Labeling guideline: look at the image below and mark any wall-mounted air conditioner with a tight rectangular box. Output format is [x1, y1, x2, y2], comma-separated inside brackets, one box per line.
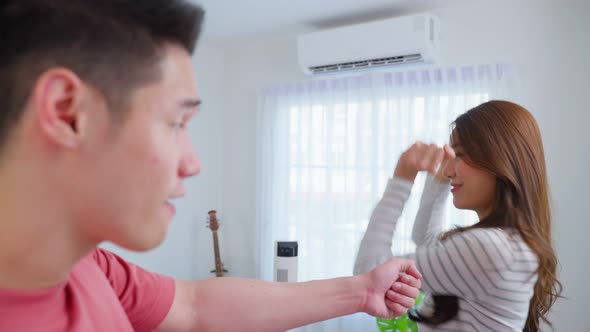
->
[297, 13, 440, 75]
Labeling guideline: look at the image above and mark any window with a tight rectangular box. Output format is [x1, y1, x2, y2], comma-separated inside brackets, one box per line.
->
[256, 65, 513, 332]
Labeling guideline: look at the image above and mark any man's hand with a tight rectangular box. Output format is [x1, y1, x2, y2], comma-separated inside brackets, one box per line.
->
[393, 142, 455, 182]
[360, 258, 422, 318]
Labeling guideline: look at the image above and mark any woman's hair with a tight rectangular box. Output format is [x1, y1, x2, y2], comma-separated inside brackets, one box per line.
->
[409, 100, 562, 331]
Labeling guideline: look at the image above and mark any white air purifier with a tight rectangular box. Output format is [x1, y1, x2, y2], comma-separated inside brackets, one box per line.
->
[273, 241, 298, 283]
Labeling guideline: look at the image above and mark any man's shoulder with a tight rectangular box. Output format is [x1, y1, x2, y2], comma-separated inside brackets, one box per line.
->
[70, 248, 116, 286]
[0, 249, 134, 332]
[75, 247, 108, 270]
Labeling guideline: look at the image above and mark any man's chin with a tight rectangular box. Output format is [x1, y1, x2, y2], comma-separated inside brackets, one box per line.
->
[115, 227, 169, 252]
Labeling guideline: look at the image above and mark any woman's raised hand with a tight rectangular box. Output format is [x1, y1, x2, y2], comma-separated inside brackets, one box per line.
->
[393, 142, 455, 182]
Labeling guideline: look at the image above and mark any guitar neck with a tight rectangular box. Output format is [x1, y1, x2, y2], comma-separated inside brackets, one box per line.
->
[211, 230, 224, 277]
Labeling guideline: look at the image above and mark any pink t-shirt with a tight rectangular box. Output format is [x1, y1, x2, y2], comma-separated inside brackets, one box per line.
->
[0, 248, 176, 332]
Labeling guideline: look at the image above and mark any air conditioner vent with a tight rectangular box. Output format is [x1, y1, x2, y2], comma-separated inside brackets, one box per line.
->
[309, 54, 423, 74]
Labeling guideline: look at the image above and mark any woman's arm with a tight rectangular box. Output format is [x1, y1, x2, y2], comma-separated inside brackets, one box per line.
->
[411, 174, 450, 246]
[355, 142, 452, 275]
[353, 176, 414, 275]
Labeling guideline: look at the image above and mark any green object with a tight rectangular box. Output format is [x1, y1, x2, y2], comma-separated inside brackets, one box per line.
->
[376, 292, 424, 332]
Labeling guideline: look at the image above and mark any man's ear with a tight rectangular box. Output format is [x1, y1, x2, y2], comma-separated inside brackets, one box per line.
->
[32, 68, 89, 149]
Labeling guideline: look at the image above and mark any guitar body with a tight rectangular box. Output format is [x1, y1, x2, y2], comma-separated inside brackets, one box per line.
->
[207, 210, 227, 277]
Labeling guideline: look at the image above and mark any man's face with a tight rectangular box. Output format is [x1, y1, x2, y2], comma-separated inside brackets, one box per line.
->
[72, 45, 201, 251]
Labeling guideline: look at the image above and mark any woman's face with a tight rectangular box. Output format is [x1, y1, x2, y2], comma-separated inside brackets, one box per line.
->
[443, 139, 497, 219]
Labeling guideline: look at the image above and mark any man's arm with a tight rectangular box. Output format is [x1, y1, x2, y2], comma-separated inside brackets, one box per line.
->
[155, 258, 421, 332]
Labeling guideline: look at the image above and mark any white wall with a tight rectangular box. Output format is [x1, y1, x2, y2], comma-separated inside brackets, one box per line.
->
[219, 1, 590, 330]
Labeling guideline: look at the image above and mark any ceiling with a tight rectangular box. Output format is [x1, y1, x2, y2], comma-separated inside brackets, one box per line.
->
[191, 0, 462, 44]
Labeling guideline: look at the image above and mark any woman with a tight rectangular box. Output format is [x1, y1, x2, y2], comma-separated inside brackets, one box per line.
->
[354, 100, 561, 331]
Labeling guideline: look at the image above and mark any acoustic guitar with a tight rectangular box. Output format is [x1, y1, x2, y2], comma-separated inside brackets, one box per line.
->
[207, 210, 227, 277]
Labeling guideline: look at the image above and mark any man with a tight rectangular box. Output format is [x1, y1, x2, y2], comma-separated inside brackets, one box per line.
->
[0, 1, 422, 331]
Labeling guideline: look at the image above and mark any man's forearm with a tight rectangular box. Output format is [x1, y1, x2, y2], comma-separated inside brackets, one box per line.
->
[189, 276, 367, 332]
[158, 259, 420, 332]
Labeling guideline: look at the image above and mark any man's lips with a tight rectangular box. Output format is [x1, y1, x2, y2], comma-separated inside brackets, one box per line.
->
[164, 201, 176, 215]
[165, 194, 184, 215]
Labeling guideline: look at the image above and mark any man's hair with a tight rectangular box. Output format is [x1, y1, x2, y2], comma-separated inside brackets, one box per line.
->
[0, 0, 205, 148]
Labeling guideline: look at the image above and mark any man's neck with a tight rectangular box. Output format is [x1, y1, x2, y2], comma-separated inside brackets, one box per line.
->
[0, 170, 95, 290]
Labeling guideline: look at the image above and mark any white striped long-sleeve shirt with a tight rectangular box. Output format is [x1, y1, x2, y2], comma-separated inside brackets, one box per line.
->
[354, 175, 539, 331]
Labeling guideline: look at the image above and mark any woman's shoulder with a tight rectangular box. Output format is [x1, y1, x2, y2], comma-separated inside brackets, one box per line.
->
[449, 227, 538, 269]
[448, 227, 510, 246]
[452, 227, 523, 244]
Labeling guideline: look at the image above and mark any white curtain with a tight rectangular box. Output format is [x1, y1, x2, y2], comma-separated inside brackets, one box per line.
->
[255, 64, 515, 332]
